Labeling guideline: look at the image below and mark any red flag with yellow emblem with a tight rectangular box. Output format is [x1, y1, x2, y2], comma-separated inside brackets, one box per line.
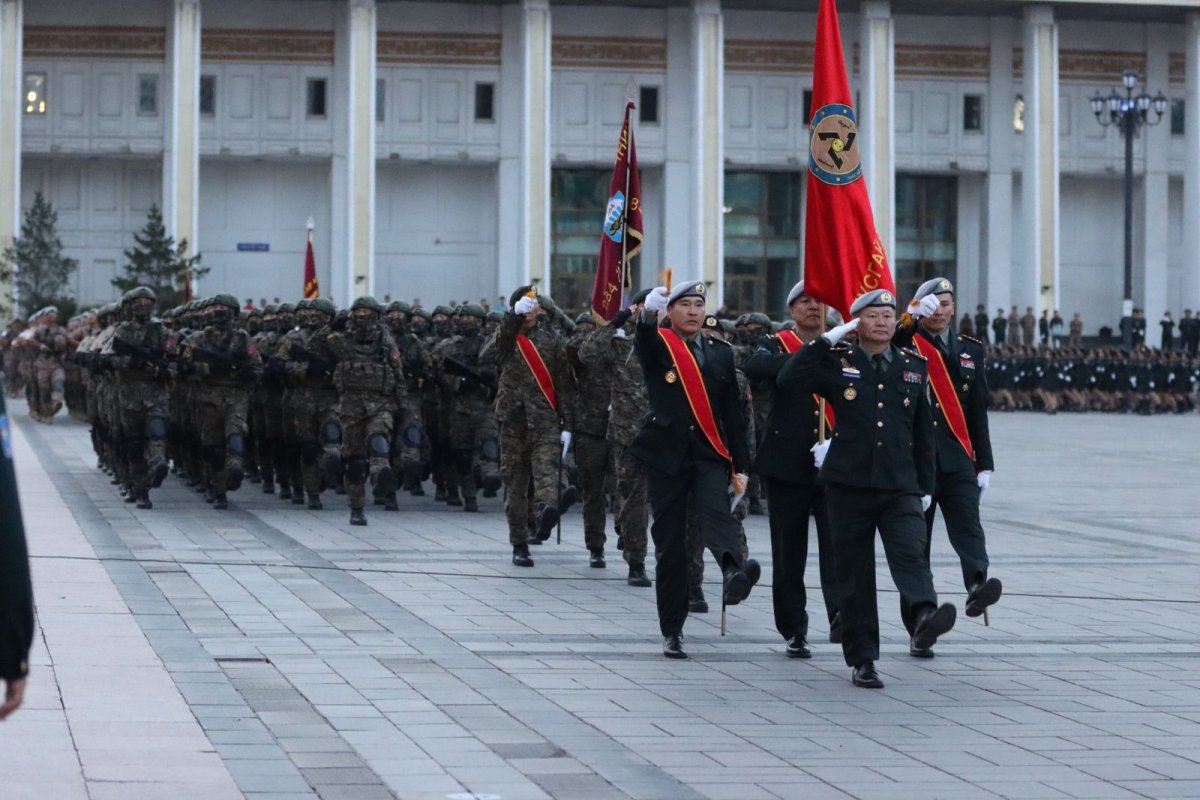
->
[590, 102, 643, 321]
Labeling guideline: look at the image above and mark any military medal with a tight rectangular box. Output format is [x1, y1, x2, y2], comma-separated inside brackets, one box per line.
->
[665, 369, 677, 384]
[843, 387, 856, 400]
[903, 397, 911, 407]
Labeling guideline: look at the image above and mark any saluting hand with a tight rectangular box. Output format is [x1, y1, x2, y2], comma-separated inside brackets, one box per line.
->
[644, 287, 669, 315]
[823, 318, 860, 346]
[909, 295, 941, 319]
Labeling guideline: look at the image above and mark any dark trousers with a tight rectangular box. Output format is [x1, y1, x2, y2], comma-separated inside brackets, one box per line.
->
[646, 458, 743, 637]
[900, 467, 989, 631]
[826, 484, 938, 668]
[763, 477, 839, 642]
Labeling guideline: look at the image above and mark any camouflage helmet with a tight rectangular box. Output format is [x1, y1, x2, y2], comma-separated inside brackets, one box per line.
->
[432, 304, 454, 319]
[310, 298, 336, 317]
[248, 306, 263, 318]
[386, 300, 411, 315]
[411, 307, 431, 322]
[575, 311, 596, 325]
[211, 293, 240, 312]
[121, 286, 157, 306]
[486, 310, 504, 323]
[263, 304, 279, 315]
[455, 303, 487, 320]
[294, 298, 313, 311]
[719, 319, 737, 336]
[351, 295, 384, 314]
[276, 302, 296, 315]
[745, 312, 772, 328]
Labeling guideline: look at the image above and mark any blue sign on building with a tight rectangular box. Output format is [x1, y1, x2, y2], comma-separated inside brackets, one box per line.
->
[237, 243, 270, 252]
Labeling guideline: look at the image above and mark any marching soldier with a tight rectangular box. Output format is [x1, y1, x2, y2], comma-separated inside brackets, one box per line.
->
[631, 281, 760, 659]
[385, 300, 432, 497]
[896, 278, 1003, 656]
[743, 280, 841, 658]
[785, 289, 955, 688]
[567, 312, 610, 566]
[24, 307, 69, 423]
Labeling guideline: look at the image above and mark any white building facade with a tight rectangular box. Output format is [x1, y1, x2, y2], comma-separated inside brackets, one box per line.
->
[2, 0, 1199, 333]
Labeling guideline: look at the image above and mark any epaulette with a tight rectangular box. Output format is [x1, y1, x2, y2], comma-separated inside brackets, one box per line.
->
[708, 337, 732, 347]
[901, 347, 927, 361]
[958, 334, 985, 346]
[830, 343, 852, 354]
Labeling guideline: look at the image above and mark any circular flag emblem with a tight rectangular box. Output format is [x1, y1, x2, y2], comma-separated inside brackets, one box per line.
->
[808, 104, 862, 185]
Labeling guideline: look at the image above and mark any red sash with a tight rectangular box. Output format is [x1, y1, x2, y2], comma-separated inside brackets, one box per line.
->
[516, 334, 557, 412]
[657, 329, 732, 467]
[777, 331, 836, 431]
[912, 335, 974, 462]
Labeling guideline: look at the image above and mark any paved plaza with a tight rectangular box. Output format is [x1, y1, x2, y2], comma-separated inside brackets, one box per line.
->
[3, 401, 1200, 800]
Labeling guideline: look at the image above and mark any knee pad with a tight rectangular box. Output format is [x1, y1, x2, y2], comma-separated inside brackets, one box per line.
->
[345, 457, 368, 483]
[146, 416, 169, 440]
[321, 420, 342, 446]
[403, 423, 427, 448]
[226, 433, 247, 455]
[51, 379, 65, 393]
[368, 433, 389, 457]
[301, 442, 323, 466]
[480, 437, 500, 463]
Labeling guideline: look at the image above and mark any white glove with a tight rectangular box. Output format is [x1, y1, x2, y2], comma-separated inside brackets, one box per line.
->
[613, 328, 626, 339]
[729, 472, 748, 512]
[921, 494, 932, 513]
[513, 296, 537, 315]
[977, 470, 992, 502]
[560, 430, 572, 459]
[909, 294, 941, 319]
[822, 317, 860, 345]
[644, 286, 669, 314]
[810, 439, 831, 468]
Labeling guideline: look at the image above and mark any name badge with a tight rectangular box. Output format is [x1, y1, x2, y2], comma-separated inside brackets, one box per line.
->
[841, 368, 860, 379]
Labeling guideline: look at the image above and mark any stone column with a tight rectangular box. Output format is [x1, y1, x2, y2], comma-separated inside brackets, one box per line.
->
[497, 0, 550, 299]
[662, 7, 693, 288]
[860, 0, 894, 260]
[692, 0, 722, 305]
[1021, 5, 1059, 312]
[0, 0, 20, 315]
[1183, 13, 1200, 312]
[164, 0, 201, 295]
[1139, 25, 1169, 321]
[331, 0, 376, 303]
[984, 16, 1015, 316]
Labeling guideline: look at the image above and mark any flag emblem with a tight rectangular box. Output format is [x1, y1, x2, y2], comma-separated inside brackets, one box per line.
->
[604, 191, 627, 243]
[809, 104, 862, 185]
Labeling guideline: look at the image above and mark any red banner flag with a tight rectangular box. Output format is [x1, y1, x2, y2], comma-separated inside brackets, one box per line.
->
[590, 102, 643, 321]
[802, 0, 894, 320]
[303, 228, 319, 299]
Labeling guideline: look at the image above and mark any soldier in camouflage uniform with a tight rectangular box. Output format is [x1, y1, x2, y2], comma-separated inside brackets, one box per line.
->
[24, 307, 69, 422]
[179, 295, 261, 508]
[484, 286, 575, 567]
[0, 318, 28, 398]
[104, 287, 172, 508]
[429, 304, 499, 513]
[275, 298, 341, 510]
[326, 296, 404, 526]
[385, 300, 432, 498]
[576, 291, 653, 587]
[567, 311, 611, 567]
[737, 312, 773, 515]
[244, 308, 267, 484]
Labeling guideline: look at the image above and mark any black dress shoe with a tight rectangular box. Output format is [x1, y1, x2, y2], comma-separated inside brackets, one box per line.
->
[909, 638, 935, 659]
[722, 559, 760, 606]
[512, 544, 534, 567]
[785, 636, 812, 659]
[688, 586, 708, 613]
[627, 563, 651, 587]
[589, 548, 606, 568]
[852, 661, 884, 688]
[966, 577, 1003, 618]
[912, 602, 957, 651]
[829, 612, 843, 644]
[536, 506, 559, 541]
[662, 633, 687, 659]
[745, 559, 761, 587]
[349, 508, 367, 526]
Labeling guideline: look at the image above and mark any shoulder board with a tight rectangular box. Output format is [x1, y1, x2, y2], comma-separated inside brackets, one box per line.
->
[709, 337, 731, 347]
[957, 334, 985, 346]
[901, 347, 927, 361]
[830, 343, 852, 354]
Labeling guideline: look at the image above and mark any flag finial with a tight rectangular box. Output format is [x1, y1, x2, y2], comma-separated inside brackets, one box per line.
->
[306, 216, 315, 232]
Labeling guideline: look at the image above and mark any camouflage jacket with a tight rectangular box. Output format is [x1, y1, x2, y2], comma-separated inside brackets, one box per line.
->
[577, 319, 645, 447]
[326, 324, 405, 401]
[567, 328, 611, 439]
[180, 326, 261, 388]
[483, 313, 574, 428]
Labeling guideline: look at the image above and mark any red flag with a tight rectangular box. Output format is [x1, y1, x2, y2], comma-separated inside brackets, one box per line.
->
[303, 228, 319, 299]
[803, 0, 894, 320]
[590, 102, 643, 321]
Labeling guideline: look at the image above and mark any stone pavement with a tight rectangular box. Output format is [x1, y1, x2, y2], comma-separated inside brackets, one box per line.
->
[3, 399, 1200, 800]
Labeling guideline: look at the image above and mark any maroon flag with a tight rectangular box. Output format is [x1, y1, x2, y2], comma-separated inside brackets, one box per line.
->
[303, 224, 319, 299]
[803, 0, 894, 319]
[590, 102, 643, 321]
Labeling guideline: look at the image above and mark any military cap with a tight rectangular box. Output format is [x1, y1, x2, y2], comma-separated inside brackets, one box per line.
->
[629, 288, 652, 306]
[351, 296, 384, 314]
[386, 300, 411, 315]
[456, 303, 487, 320]
[786, 280, 806, 307]
[277, 302, 296, 314]
[745, 312, 771, 328]
[508, 285, 535, 309]
[849, 288, 897, 315]
[121, 286, 157, 305]
[701, 314, 721, 331]
[432, 304, 454, 318]
[914, 276, 954, 301]
[310, 298, 335, 316]
[667, 279, 706, 306]
[211, 293, 240, 311]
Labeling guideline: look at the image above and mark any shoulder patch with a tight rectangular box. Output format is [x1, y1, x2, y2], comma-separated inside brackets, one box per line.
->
[902, 347, 927, 362]
[958, 334, 985, 347]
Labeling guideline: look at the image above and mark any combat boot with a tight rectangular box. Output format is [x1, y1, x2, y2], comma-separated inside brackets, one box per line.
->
[213, 493, 228, 510]
[148, 458, 169, 489]
[512, 544, 534, 567]
[688, 586, 708, 613]
[262, 478, 275, 494]
[463, 496, 478, 513]
[384, 492, 399, 512]
[279, 484, 293, 501]
[349, 507, 367, 526]
[627, 563, 651, 587]
[135, 491, 153, 510]
[589, 548, 606, 568]
[306, 493, 323, 510]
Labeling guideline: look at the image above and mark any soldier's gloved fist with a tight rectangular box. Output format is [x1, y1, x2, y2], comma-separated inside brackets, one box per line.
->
[810, 440, 830, 468]
[613, 328, 626, 339]
[513, 296, 538, 315]
[909, 295, 941, 319]
[611, 308, 632, 328]
[644, 287, 669, 314]
[976, 470, 992, 501]
[823, 318, 860, 345]
[560, 430, 572, 459]
[921, 494, 933, 512]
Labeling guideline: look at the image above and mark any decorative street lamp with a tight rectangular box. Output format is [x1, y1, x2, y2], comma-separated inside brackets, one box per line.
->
[1091, 69, 1168, 349]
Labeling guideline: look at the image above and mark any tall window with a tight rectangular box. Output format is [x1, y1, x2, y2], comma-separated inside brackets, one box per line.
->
[551, 168, 617, 314]
[894, 175, 957, 304]
[723, 171, 801, 317]
[24, 73, 46, 115]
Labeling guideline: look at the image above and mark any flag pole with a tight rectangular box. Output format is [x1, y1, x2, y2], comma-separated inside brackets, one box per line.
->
[619, 158, 631, 307]
[818, 304, 828, 445]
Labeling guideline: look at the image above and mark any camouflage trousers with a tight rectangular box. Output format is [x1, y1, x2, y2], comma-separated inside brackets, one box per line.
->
[286, 387, 340, 499]
[574, 432, 609, 551]
[685, 493, 750, 589]
[391, 394, 430, 488]
[337, 394, 393, 510]
[3, 350, 24, 397]
[498, 403, 559, 546]
[611, 442, 648, 564]
[115, 381, 170, 494]
[28, 356, 65, 421]
[194, 386, 249, 496]
[443, 393, 499, 501]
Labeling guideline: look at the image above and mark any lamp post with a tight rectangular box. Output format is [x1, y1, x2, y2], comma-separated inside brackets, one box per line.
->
[1091, 70, 1168, 349]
